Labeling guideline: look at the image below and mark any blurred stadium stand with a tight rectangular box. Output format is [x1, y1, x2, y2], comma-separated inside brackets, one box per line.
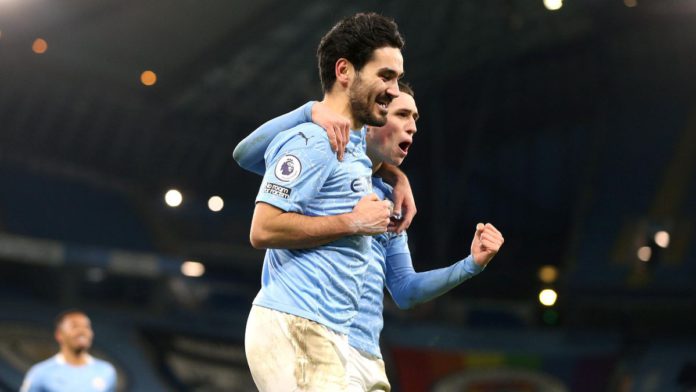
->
[1, 0, 696, 390]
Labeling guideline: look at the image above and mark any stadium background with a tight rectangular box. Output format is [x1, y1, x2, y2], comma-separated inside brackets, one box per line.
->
[0, 0, 695, 390]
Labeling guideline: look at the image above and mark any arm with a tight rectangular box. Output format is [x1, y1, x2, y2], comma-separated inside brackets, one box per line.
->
[250, 195, 391, 249]
[233, 102, 351, 174]
[250, 129, 390, 249]
[20, 369, 39, 392]
[376, 164, 416, 233]
[233, 102, 314, 175]
[107, 364, 118, 392]
[385, 223, 504, 309]
[386, 253, 483, 309]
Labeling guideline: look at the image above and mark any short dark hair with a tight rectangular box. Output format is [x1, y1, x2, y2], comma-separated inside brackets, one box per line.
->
[317, 13, 405, 92]
[398, 81, 414, 97]
[54, 309, 87, 330]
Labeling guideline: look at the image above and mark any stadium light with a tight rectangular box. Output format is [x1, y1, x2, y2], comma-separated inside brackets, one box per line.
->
[32, 38, 47, 54]
[543, 0, 563, 11]
[538, 265, 558, 284]
[165, 189, 183, 207]
[181, 261, 205, 277]
[141, 70, 157, 86]
[208, 196, 224, 212]
[624, 0, 637, 7]
[637, 246, 652, 262]
[654, 230, 670, 248]
[539, 289, 558, 306]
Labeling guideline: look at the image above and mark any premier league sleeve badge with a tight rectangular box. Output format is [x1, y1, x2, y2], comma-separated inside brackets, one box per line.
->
[274, 154, 302, 182]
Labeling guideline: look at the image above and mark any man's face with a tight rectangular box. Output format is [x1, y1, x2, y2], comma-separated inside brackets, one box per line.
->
[348, 47, 404, 127]
[55, 313, 93, 353]
[366, 92, 419, 167]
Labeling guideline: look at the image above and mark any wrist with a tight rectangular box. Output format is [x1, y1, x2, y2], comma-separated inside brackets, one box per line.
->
[340, 213, 360, 235]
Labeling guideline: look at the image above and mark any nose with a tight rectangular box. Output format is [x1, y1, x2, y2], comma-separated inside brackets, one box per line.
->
[386, 79, 400, 99]
[407, 118, 417, 135]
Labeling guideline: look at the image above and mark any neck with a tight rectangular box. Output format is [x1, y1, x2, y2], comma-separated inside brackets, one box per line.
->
[367, 147, 383, 174]
[322, 89, 363, 130]
[60, 347, 89, 366]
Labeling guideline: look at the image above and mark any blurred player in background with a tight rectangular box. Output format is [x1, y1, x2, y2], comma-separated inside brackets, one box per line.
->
[20, 310, 116, 392]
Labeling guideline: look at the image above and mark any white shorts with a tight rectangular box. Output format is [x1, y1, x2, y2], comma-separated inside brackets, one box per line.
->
[346, 345, 391, 392]
[245, 305, 350, 391]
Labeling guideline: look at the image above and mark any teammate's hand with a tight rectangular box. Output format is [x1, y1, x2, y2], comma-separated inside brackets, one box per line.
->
[311, 101, 350, 161]
[388, 173, 416, 234]
[349, 193, 391, 235]
[471, 223, 504, 267]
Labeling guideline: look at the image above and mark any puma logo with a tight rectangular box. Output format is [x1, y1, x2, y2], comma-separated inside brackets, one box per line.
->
[298, 132, 313, 145]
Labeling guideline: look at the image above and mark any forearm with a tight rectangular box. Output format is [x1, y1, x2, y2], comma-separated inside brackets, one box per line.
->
[387, 254, 483, 309]
[250, 203, 357, 249]
[233, 102, 314, 175]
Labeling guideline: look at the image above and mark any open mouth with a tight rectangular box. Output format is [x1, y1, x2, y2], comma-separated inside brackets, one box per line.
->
[398, 141, 411, 154]
[375, 95, 391, 114]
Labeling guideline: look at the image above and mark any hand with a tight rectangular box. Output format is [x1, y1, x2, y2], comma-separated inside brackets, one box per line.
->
[311, 101, 351, 161]
[470, 223, 504, 267]
[349, 193, 391, 235]
[387, 172, 416, 234]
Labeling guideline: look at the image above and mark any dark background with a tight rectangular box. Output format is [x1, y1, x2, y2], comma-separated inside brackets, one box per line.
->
[1, 0, 695, 391]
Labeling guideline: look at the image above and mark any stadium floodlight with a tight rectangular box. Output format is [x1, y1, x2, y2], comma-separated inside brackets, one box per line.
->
[637, 246, 652, 262]
[181, 261, 205, 277]
[539, 289, 558, 306]
[654, 230, 670, 248]
[165, 189, 183, 207]
[208, 196, 224, 212]
[543, 0, 562, 11]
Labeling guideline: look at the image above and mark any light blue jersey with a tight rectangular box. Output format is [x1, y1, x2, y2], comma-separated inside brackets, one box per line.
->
[234, 103, 486, 352]
[253, 122, 373, 334]
[21, 354, 116, 392]
[348, 178, 484, 358]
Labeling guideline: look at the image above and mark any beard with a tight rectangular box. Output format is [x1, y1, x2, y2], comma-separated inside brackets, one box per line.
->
[348, 74, 388, 127]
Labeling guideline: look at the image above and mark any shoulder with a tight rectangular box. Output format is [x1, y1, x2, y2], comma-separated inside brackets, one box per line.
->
[28, 356, 58, 373]
[271, 123, 329, 148]
[93, 358, 116, 372]
[23, 357, 57, 386]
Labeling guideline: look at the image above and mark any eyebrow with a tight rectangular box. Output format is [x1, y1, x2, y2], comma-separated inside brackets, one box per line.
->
[396, 108, 419, 121]
[378, 68, 404, 79]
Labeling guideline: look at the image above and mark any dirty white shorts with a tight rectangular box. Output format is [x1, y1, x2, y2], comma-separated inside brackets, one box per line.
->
[245, 305, 350, 391]
[346, 345, 391, 392]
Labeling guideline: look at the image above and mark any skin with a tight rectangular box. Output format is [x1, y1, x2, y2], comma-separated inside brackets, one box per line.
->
[54, 312, 94, 366]
[365, 92, 504, 265]
[250, 46, 404, 249]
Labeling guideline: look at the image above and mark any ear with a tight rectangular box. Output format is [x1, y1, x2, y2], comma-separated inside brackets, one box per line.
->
[335, 58, 353, 88]
[54, 329, 62, 344]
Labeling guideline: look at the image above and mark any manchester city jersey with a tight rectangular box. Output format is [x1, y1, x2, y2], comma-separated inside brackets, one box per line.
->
[253, 123, 373, 334]
[348, 177, 409, 357]
[21, 354, 116, 392]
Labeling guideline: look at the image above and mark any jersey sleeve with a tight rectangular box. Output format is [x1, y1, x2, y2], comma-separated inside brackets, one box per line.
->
[233, 101, 315, 175]
[19, 367, 40, 392]
[255, 127, 336, 213]
[106, 363, 117, 392]
[385, 246, 484, 309]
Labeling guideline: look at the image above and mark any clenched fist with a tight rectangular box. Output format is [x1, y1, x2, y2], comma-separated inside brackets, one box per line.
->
[349, 193, 392, 235]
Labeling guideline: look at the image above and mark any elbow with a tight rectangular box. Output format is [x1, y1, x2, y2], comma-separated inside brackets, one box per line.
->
[232, 145, 245, 166]
[393, 296, 416, 310]
[249, 227, 271, 249]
